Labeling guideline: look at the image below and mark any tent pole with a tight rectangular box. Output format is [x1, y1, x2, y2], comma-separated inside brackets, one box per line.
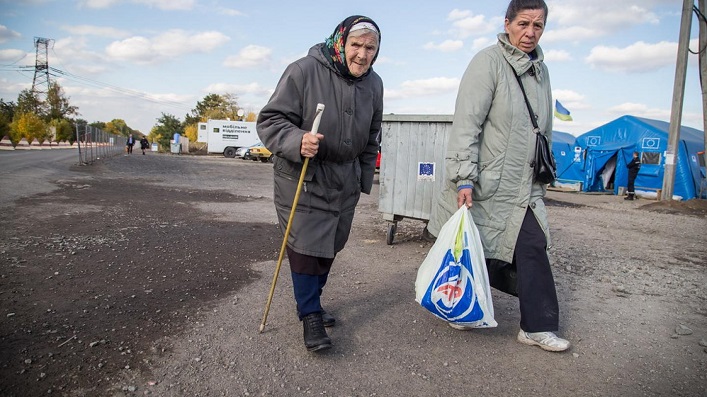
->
[662, 0, 693, 201]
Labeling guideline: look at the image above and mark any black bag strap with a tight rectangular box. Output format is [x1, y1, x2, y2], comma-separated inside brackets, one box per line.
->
[513, 73, 541, 135]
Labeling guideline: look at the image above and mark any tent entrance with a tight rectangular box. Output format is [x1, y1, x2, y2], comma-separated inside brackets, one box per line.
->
[600, 155, 617, 191]
[583, 144, 634, 193]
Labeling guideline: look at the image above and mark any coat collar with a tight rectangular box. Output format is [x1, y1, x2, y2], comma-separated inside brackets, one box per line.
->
[497, 33, 545, 81]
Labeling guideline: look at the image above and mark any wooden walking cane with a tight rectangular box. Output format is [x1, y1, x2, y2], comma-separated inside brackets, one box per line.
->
[259, 103, 325, 333]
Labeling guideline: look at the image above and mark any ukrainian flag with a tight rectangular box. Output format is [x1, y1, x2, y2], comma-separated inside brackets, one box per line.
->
[554, 100, 573, 121]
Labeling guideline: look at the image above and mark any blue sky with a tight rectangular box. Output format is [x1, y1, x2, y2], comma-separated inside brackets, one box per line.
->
[0, 0, 703, 137]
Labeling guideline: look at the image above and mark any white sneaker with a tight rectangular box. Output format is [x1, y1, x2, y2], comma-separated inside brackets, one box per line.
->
[517, 330, 570, 352]
[447, 322, 474, 331]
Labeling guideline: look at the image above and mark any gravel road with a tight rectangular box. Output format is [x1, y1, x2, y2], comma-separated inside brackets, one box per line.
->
[0, 150, 705, 397]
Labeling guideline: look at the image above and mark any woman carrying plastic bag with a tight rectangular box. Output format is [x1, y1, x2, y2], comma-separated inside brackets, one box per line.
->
[415, 207, 497, 328]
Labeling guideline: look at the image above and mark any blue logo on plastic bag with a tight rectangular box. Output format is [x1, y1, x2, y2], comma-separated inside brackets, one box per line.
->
[420, 246, 485, 323]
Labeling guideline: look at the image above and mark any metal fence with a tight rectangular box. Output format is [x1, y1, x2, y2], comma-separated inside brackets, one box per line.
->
[75, 125, 127, 165]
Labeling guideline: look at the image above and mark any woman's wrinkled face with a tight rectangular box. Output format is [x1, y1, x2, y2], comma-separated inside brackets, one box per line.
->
[345, 32, 378, 77]
[505, 9, 545, 53]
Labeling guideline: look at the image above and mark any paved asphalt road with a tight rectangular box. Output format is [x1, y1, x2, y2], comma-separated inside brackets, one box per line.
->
[0, 149, 98, 206]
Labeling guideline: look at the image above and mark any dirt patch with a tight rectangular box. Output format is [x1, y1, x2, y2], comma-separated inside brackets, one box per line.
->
[640, 198, 707, 217]
[1, 153, 705, 397]
[0, 159, 279, 396]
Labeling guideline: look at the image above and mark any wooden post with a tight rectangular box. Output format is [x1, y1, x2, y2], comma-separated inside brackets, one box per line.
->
[662, 0, 693, 201]
[699, 0, 707, 175]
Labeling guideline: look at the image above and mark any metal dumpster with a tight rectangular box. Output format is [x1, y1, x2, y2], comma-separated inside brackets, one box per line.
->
[378, 114, 453, 244]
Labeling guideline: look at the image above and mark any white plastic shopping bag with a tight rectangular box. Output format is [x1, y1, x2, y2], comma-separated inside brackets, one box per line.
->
[415, 206, 497, 328]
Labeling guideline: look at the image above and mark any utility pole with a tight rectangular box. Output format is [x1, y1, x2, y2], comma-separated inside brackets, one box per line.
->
[31, 37, 54, 106]
[662, 0, 693, 201]
[699, 0, 707, 175]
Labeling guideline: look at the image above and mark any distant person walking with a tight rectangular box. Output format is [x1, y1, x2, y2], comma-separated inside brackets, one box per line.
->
[126, 133, 135, 154]
[625, 151, 641, 200]
[140, 136, 149, 155]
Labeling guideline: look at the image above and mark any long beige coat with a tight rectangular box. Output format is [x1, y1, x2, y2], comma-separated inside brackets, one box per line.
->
[428, 33, 553, 264]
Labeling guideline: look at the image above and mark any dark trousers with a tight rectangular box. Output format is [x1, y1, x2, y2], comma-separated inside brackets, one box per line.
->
[486, 208, 559, 332]
[627, 174, 637, 193]
[287, 247, 334, 319]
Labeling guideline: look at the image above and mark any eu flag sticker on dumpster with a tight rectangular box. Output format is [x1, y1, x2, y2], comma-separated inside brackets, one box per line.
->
[418, 162, 435, 181]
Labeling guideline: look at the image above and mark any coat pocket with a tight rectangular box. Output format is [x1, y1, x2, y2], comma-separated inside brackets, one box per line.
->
[473, 154, 505, 201]
[273, 156, 315, 182]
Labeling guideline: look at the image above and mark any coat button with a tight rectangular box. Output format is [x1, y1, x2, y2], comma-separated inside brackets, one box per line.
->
[345, 109, 353, 115]
[530, 202, 536, 209]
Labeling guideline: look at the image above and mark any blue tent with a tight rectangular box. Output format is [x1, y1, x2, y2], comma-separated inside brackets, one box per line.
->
[574, 115, 706, 199]
[552, 130, 583, 183]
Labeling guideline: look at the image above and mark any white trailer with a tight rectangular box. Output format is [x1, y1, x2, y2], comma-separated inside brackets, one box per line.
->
[200, 120, 260, 158]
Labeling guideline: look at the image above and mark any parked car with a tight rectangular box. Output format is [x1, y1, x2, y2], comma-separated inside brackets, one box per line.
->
[235, 146, 250, 160]
[249, 144, 273, 163]
[235, 141, 262, 160]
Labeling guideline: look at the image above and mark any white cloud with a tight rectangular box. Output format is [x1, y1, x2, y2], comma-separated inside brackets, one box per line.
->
[423, 40, 463, 52]
[608, 102, 670, 119]
[77, 0, 119, 8]
[106, 37, 156, 62]
[0, 78, 30, 98]
[548, 0, 659, 33]
[61, 25, 130, 38]
[136, 0, 195, 10]
[106, 30, 229, 64]
[203, 82, 271, 97]
[447, 9, 500, 39]
[78, 0, 195, 10]
[471, 37, 493, 51]
[385, 77, 460, 100]
[0, 24, 21, 43]
[54, 36, 110, 69]
[542, 26, 598, 44]
[223, 45, 272, 69]
[220, 8, 244, 17]
[0, 49, 27, 63]
[544, 49, 572, 62]
[152, 30, 228, 54]
[448, 9, 472, 20]
[552, 90, 587, 113]
[585, 40, 677, 73]
[553, 89, 584, 103]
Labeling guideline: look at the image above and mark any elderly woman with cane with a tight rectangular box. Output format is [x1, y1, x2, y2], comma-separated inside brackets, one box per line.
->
[428, 0, 570, 352]
[256, 15, 383, 352]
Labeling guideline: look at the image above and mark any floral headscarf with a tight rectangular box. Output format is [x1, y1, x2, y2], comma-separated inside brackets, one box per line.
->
[323, 15, 381, 80]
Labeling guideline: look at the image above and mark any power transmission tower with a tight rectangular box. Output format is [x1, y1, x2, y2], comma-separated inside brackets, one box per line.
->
[31, 36, 54, 104]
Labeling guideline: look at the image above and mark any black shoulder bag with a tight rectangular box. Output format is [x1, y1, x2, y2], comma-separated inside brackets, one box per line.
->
[514, 73, 556, 185]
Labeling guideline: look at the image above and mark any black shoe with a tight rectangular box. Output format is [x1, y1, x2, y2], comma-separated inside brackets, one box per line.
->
[297, 307, 336, 327]
[302, 313, 332, 352]
[321, 310, 336, 327]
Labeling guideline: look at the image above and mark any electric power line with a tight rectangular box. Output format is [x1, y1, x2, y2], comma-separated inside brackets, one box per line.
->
[47, 67, 192, 113]
[1, 61, 193, 114]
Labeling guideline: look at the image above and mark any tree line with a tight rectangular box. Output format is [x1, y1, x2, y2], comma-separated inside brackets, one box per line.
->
[150, 93, 257, 151]
[0, 88, 256, 151]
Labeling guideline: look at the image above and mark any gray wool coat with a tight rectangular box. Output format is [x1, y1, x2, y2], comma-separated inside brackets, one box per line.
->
[428, 33, 553, 264]
[257, 43, 383, 259]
